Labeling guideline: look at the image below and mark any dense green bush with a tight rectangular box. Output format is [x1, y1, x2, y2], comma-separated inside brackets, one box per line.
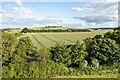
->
[78, 60, 88, 68]
[2, 32, 18, 66]
[91, 58, 99, 68]
[38, 59, 69, 78]
[50, 41, 88, 67]
[85, 34, 120, 66]
[104, 30, 120, 45]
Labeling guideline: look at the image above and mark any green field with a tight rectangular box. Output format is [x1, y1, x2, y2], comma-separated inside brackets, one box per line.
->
[26, 30, 112, 48]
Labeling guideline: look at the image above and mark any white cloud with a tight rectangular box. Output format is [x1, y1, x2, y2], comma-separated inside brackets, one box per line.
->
[0, 10, 5, 14]
[99, 0, 119, 2]
[88, 23, 96, 26]
[71, 7, 94, 12]
[14, 7, 32, 14]
[71, 2, 118, 12]
[74, 14, 117, 24]
[90, 2, 118, 13]
[14, 0, 22, 6]
[72, 2, 118, 28]
[1, 1, 66, 28]
[1, 14, 64, 28]
[1, 1, 118, 28]
[0, 10, 5, 22]
[79, 21, 117, 28]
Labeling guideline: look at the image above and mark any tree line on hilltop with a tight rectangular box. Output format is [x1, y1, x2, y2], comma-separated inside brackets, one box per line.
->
[21, 27, 91, 33]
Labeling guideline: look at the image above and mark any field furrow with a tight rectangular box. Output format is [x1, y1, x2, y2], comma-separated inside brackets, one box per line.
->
[39, 33, 58, 44]
[26, 33, 43, 48]
[52, 33, 83, 41]
[49, 34, 75, 43]
[25, 30, 112, 48]
[34, 34, 56, 48]
[42, 34, 73, 45]
[32, 34, 45, 48]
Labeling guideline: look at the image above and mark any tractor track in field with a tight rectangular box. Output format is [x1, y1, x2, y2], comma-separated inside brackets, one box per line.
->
[48, 34, 76, 43]
[39, 33, 58, 44]
[31, 34, 45, 48]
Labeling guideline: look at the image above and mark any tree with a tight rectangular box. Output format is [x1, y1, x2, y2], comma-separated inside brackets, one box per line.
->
[69, 41, 88, 67]
[2, 33, 18, 78]
[28, 61, 40, 78]
[85, 35, 120, 65]
[38, 59, 69, 78]
[104, 31, 120, 45]
[50, 42, 72, 66]
[13, 37, 38, 63]
[2, 33, 39, 78]
[50, 41, 88, 68]
[2, 32, 18, 66]
[21, 27, 30, 33]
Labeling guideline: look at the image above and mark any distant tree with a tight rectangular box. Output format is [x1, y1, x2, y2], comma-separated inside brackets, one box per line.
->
[114, 26, 120, 30]
[21, 27, 30, 33]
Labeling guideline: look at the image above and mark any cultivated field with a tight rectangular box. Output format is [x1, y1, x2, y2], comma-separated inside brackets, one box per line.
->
[26, 30, 112, 48]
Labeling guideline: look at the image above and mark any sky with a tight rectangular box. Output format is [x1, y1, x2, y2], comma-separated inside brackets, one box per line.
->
[0, 0, 119, 29]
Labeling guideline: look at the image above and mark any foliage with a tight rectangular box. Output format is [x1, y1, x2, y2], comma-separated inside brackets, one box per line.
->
[114, 26, 120, 30]
[104, 30, 120, 45]
[85, 34, 120, 66]
[13, 37, 38, 63]
[21, 27, 30, 33]
[45, 26, 62, 28]
[50, 41, 88, 67]
[21, 27, 91, 33]
[78, 60, 88, 68]
[2, 32, 18, 66]
[15, 32, 22, 37]
[38, 59, 69, 78]
[91, 58, 99, 68]
[2, 33, 39, 78]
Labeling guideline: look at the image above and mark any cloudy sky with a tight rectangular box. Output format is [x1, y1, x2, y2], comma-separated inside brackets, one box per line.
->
[0, 0, 119, 28]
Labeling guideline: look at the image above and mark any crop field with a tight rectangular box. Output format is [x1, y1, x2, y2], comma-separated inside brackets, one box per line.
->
[26, 30, 112, 48]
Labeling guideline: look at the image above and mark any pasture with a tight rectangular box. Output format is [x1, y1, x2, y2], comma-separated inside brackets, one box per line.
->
[25, 30, 112, 48]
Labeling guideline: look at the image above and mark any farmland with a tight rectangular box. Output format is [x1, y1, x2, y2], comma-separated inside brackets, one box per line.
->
[1, 1, 120, 78]
[2, 28, 120, 78]
[25, 30, 112, 48]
